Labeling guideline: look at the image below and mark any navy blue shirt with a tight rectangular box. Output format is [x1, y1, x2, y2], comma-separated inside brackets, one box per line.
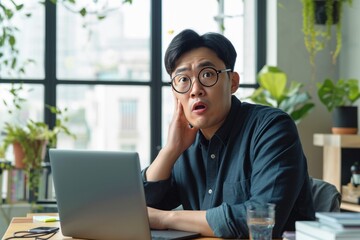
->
[143, 96, 315, 238]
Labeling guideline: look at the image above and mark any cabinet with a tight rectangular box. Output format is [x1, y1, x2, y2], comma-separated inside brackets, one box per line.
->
[313, 133, 360, 212]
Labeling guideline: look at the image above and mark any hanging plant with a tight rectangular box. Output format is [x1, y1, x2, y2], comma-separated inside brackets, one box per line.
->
[301, 0, 352, 66]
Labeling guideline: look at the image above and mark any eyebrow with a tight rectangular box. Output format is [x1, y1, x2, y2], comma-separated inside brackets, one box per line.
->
[197, 61, 216, 69]
[173, 61, 217, 75]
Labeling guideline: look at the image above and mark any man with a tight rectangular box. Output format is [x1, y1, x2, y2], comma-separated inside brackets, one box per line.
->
[142, 29, 315, 239]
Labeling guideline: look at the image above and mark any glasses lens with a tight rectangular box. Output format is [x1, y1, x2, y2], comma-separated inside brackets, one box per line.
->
[172, 74, 191, 93]
[199, 68, 218, 87]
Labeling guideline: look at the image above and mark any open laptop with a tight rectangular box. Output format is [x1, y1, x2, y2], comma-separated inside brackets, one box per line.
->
[49, 149, 200, 240]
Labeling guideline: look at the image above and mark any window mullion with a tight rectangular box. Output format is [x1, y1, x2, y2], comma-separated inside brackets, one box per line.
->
[45, 0, 57, 129]
[150, 0, 162, 161]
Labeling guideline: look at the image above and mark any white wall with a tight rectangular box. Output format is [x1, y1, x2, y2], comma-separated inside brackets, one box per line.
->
[340, 1, 360, 81]
[271, 0, 360, 179]
[270, 0, 344, 178]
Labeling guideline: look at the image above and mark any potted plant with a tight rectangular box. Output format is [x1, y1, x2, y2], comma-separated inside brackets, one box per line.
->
[0, 84, 75, 201]
[301, 0, 352, 65]
[245, 65, 315, 124]
[317, 78, 360, 134]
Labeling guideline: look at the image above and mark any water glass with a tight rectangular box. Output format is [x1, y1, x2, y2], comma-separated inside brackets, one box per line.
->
[247, 203, 275, 240]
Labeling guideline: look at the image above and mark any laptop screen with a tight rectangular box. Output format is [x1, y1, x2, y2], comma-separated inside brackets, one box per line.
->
[49, 149, 152, 240]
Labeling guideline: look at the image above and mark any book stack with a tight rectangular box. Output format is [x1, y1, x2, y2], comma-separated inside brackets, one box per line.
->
[296, 212, 360, 240]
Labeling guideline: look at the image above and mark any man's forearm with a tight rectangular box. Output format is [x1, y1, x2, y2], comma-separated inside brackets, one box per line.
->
[146, 147, 180, 181]
[164, 210, 215, 237]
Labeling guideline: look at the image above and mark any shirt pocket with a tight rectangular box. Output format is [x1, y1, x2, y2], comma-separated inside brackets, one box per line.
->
[222, 178, 250, 205]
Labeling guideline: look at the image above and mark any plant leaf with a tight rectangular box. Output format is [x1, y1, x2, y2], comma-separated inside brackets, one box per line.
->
[290, 103, 315, 125]
[258, 65, 287, 102]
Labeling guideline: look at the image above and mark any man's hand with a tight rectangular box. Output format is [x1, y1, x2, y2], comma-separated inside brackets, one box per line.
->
[146, 98, 198, 181]
[165, 98, 198, 154]
[147, 207, 214, 237]
[147, 207, 168, 230]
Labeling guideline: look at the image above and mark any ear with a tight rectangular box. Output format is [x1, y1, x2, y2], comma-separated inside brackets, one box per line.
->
[230, 72, 240, 94]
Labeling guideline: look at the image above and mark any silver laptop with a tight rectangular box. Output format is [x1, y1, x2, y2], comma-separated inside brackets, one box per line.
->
[49, 149, 200, 240]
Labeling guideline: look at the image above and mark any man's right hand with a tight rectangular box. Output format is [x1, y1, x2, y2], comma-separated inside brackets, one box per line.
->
[146, 98, 198, 181]
[166, 98, 198, 154]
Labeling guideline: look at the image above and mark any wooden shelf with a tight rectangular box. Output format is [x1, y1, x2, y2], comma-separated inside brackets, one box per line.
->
[341, 202, 360, 212]
[314, 133, 360, 212]
[314, 133, 360, 148]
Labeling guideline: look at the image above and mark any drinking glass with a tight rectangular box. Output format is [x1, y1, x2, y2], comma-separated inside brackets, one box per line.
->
[246, 203, 275, 240]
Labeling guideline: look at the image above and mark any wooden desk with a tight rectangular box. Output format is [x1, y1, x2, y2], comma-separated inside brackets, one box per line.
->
[2, 214, 222, 240]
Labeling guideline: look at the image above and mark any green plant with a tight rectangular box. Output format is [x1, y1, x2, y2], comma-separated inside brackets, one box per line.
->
[0, 1, 33, 76]
[301, 0, 352, 65]
[246, 65, 315, 124]
[0, 84, 75, 200]
[317, 78, 360, 112]
[0, 160, 12, 179]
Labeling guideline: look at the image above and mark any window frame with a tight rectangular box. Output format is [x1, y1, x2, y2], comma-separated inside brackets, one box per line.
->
[0, 0, 266, 162]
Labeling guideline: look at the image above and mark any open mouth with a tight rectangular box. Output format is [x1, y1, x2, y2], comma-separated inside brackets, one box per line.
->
[192, 101, 207, 112]
[194, 105, 205, 110]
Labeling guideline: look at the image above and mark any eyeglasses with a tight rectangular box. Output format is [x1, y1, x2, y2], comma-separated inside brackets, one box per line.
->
[169, 67, 232, 94]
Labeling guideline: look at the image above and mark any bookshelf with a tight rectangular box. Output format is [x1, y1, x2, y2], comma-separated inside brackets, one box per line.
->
[0, 161, 57, 236]
[0, 162, 55, 204]
[313, 133, 360, 212]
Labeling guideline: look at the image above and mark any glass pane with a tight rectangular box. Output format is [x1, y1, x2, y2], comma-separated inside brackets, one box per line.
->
[0, 1, 45, 79]
[234, 88, 256, 103]
[162, 0, 245, 82]
[56, 85, 151, 169]
[57, 1, 150, 81]
[0, 84, 44, 159]
[224, 0, 244, 80]
[162, 86, 173, 147]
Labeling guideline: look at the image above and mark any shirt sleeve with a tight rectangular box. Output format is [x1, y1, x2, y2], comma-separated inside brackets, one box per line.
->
[206, 111, 313, 238]
[141, 167, 181, 210]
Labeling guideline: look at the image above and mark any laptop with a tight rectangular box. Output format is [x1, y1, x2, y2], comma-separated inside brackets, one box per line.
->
[49, 149, 200, 240]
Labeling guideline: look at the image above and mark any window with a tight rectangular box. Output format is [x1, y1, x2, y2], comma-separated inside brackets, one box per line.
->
[120, 99, 138, 131]
[55, 0, 151, 168]
[161, 0, 257, 144]
[0, 0, 45, 79]
[1, 0, 262, 170]
[57, 0, 150, 81]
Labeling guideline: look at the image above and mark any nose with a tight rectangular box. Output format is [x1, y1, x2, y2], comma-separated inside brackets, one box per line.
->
[190, 77, 205, 97]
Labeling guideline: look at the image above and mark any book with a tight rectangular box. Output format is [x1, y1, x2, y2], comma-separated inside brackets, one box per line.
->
[319, 219, 360, 231]
[316, 212, 360, 226]
[296, 221, 360, 240]
[296, 230, 360, 240]
[6, 169, 26, 203]
[282, 231, 296, 240]
[296, 230, 321, 240]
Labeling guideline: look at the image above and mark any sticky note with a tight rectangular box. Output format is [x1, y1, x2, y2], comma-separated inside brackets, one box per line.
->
[33, 216, 60, 222]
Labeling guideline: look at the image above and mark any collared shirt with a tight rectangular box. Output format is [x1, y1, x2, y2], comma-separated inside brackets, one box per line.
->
[142, 96, 315, 239]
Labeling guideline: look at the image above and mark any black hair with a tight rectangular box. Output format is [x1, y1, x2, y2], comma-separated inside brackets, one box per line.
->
[164, 29, 237, 75]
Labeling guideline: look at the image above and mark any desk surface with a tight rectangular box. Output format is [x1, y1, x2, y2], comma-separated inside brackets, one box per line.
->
[2, 214, 222, 240]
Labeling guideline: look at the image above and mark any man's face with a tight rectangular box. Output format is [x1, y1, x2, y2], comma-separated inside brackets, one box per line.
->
[171, 47, 239, 139]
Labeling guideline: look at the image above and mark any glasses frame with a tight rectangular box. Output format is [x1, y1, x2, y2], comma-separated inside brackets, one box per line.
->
[169, 67, 232, 94]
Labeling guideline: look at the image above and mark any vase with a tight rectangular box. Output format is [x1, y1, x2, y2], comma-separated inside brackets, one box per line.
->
[332, 106, 358, 134]
[12, 140, 47, 169]
[13, 142, 26, 169]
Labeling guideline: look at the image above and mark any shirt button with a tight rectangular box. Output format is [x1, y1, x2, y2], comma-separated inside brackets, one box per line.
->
[208, 189, 213, 194]
[210, 154, 216, 159]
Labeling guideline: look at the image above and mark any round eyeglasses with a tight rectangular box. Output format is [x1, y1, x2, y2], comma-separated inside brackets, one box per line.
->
[169, 67, 232, 94]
